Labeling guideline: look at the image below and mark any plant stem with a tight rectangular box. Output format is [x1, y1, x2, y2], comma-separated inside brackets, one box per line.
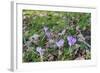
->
[69, 46, 72, 56]
[58, 48, 62, 59]
[58, 49, 62, 56]
[40, 55, 43, 62]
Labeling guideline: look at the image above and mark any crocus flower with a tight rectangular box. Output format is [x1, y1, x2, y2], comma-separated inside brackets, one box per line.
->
[67, 36, 76, 46]
[43, 26, 49, 32]
[45, 31, 52, 39]
[56, 39, 64, 48]
[36, 47, 45, 56]
[43, 26, 52, 39]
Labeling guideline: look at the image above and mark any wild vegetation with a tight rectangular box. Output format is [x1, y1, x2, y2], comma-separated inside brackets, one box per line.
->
[22, 10, 91, 62]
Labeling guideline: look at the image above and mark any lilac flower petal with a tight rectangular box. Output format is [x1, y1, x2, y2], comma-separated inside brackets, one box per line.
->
[56, 39, 64, 48]
[67, 36, 76, 46]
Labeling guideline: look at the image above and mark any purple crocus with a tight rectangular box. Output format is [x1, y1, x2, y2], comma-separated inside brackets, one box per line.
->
[56, 39, 64, 48]
[67, 36, 76, 46]
[36, 47, 45, 56]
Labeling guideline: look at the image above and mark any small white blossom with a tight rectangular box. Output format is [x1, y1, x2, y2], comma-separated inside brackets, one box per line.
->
[36, 47, 45, 56]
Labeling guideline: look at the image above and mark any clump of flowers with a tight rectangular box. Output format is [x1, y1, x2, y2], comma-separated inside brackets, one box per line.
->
[23, 26, 90, 62]
[32, 27, 78, 61]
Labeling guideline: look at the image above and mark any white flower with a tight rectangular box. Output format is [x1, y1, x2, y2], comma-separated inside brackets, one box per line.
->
[32, 34, 40, 40]
[48, 39, 55, 44]
[58, 29, 66, 36]
[43, 26, 49, 32]
[36, 47, 45, 56]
